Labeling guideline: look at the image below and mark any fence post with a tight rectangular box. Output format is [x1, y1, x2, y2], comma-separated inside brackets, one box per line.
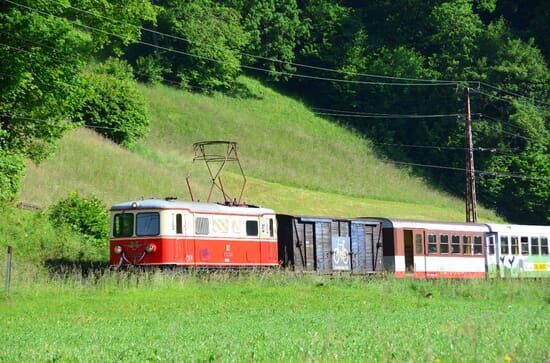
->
[5, 246, 12, 296]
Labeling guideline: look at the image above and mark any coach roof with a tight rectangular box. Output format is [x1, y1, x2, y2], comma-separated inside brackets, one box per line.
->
[110, 199, 275, 215]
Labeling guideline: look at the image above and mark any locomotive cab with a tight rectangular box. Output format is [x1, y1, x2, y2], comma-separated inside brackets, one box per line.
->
[109, 199, 278, 267]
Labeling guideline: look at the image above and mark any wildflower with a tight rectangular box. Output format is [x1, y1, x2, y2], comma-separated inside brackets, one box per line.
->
[504, 354, 513, 362]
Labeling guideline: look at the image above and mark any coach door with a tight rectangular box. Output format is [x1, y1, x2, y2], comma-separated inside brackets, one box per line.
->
[404, 230, 414, 273]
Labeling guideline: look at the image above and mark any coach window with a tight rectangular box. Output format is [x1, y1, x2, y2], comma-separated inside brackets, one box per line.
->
[473, 236, 482, 255]
[195, 217, 209, 235]
[269, 218, 274, 237]
[136, 212, 160, 236]
[428, 234, 437, 254]
[451, 235, 460, 254]
[488, 236, 495, 255]
[511, 236, 519, 255]
[246, 220, 258, 236]
[463, 236, 472, 255]
[500, 236, 509, 254]
[541, 238, 549, 255]
[440, 235, 449, 254]
[415, 234, 423, 254]
[176, 214, 183, 234]
[520, 237, 529, 256]
[531, 237, 539, 256]
[113, 213, 134, 237]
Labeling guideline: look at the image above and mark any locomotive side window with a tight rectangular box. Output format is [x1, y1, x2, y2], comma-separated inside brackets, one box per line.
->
[428, 234, 437, 254]
[511, 237, 519, 255]
[520, 237, 529, 256]
[473, 236, 482, 255]
[213, 218, 229, 233]
[440, 235, 449, 254]
[531, 237, 539, 255]
[451, 235, 460, 254]
[195, 217, 209, 235]
[136, 212, 160, 236]
[113, 213, 134, 237]
[246, 220, 258, 236]
[269, 218, 274, 237]
[541, 238, 549, 255]
[463, 236, 472, 255]
[415, 234, 423, 254]
[501, 236, 509, 254]
[176, 214, 183, 234]
[232, 220, 242, 234]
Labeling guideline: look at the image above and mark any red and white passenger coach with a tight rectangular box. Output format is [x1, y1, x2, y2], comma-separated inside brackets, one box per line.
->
[110, 198, 278, 267]
[374, 218, 487, 278]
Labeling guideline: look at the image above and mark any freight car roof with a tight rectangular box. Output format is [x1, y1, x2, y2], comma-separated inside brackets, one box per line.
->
[110, 199, 275, 215]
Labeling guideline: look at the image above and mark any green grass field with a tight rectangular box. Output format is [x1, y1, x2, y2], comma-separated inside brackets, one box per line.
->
[1, 272, 548, 362]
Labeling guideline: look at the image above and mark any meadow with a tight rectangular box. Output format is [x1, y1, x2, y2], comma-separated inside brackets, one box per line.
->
[1, 270, 548, 362]
[21, 76, 502, 222]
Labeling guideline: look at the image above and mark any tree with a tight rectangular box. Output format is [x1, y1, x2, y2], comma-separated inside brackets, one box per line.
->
[0, 0, 156, 200]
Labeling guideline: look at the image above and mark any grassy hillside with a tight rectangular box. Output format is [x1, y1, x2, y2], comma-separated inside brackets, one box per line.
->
[21, 77, 501, 222]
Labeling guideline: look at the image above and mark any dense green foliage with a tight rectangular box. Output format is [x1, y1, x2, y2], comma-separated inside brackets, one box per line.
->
[1, 0, 549, 223]
[1, 274, 549, 361]
[49, 192, 109, 248]
[75, 59, 150, 146]
[0, 0, 155, 200]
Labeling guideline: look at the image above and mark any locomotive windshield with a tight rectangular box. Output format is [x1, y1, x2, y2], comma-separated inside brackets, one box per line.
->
[113, 213, 134, 238]
[136, 212, 160, 236]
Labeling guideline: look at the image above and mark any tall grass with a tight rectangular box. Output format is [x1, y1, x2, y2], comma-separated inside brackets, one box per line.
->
[1, 271, 548, 361]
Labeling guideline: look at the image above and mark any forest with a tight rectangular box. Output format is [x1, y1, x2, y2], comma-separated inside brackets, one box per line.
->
[0, 0, 548, 224]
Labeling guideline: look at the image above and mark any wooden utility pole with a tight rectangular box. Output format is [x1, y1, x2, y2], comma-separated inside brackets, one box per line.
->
[464, 87, 477, 223]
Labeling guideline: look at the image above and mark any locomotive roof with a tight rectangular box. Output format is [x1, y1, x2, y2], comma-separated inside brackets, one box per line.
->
[110, 199, 275, 215]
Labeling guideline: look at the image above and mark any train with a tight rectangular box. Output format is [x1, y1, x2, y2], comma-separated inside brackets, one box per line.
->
[109, 198, 550, 278]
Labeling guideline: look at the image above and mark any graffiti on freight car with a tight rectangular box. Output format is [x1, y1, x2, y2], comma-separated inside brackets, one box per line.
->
[332, 236, 350, 270]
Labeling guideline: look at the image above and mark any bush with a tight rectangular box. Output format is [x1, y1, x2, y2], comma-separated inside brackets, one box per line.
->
[49, 193, 109, 249]
[0, 149, 24, 202]
[135, 55, 167, 85]
[75, 60, 151, 146]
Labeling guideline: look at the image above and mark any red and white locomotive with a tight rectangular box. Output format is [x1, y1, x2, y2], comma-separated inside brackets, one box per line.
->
[110, 198, 278, 267]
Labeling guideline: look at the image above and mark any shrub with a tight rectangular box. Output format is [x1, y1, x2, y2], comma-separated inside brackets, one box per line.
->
[135, 55, 167, 85]
[49, 193, 109, 249]
[0, 149, 24, 202]
[75, 60, 151, 146]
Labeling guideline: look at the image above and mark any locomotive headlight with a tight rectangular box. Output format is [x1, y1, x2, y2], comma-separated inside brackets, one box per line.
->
[145, 244, 156, 253]
[113, 245, 122, 254]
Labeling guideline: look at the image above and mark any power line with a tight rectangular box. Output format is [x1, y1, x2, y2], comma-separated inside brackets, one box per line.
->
[481, 114, 546, 144]
[390, 160, 550, 181]
[370, 142, 517, 153]
[313, 110, 463, 119]
[478, 82, 550, 108]
[6, 0, 459, 87]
